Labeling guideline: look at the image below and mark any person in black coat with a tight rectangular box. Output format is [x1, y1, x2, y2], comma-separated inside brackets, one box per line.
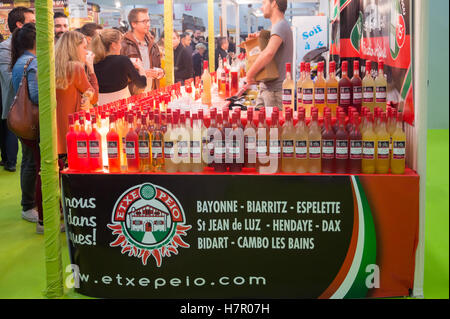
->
[192, 42, 207, 77]
[215, 36, 228, 71]
[173, 31, 193, 85]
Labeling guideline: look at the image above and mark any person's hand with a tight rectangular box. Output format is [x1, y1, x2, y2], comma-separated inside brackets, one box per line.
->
[245, 74, 256, 85]
[155, 68, 165, 79]
[145, 68, 159, 79]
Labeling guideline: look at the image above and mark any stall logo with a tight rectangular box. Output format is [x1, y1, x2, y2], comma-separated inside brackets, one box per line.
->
[108, 183, 191, 267]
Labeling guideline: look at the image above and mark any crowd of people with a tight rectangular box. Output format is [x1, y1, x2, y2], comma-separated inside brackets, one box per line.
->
[0, 0, 291, 235]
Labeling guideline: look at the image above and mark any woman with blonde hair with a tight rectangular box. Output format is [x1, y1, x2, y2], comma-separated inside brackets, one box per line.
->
[91, 28, 146, 105]
[55, 30, 99, 166]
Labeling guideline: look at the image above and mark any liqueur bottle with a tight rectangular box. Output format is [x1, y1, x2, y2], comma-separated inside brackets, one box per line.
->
[375, 112, 390, 174]
[351, 60, 363, 113]
[326, 61, 339, 118]
[244, 108, 257, 168]
[302, 63, 314, 118]
[295, 107, 309, 173]
[201, 60, 212, 106]
[362, 113, 376, 174]
[66, 114, 79, 171]
[282, 63, 295, 115]
[268, 109, 281, 173]
[151, 114, 165, 172]
[335, 112, 350, 174]
[390, 112, 406, 174]
[164, 112, 178, 173]
[281, 108, 296, 173]
[256, 111, 269, 173]
[228, 112, 243, 173]
[106, 114, 121, 173]
[375, 61, 388, 111]
[296, 62, 305, 110]
[138, 115, 151, 172]
[213, 113, 227, 172]
[321, 112, 336, 174]
[314, 61, 327, 118]
[125, 114, 140, 172]
[191, 113, 204, 172]
[88, 115, 103, 172]
[308, 108, 322, 173]
[349, 113, 363, 174]
[76, 114, 90, 171]
[338, 60, 352, 114]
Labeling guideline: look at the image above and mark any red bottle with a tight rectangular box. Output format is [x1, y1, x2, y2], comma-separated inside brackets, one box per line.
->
[351, 60, 362, 113]
[207, 108, 217, 166]
[76, 114, 90, 171]
[349, 113, 362, 174]
[213, 113, 227, 172]
[88, 115, 103, 171]
[66, 114, 79, 171]
[244, 108, 257, 168]
[107, 114, 121, 173]
[125, 114, 140, 172]
[321, 112, 336, 174]
[338, 60, 352, 114]
[335, 112, 350, 173]
[228, 112, 243, 172]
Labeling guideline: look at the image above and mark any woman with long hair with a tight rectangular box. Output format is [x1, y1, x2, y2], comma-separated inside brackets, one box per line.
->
[55, 30, 99, 166]
[91, 28, 146, 105]
[10, 23, 63, 234]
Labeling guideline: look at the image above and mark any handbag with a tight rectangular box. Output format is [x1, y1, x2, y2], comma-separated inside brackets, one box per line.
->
[7, 58, 39, 140]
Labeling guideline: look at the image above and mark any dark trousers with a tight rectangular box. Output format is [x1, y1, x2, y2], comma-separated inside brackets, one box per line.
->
[0, 119, 18, 167]
[20, 138, 42, 223]
[19, 139, 37, 211]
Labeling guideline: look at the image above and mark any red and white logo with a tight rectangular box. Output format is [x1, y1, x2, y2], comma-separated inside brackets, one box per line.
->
[396, 14, 406, 49]
[108, 183, 191, 267]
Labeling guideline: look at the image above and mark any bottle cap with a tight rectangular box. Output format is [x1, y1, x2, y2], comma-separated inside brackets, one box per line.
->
[305, 62, 311, 73]
[378, 60, 384, 70]
[216, 113, 223, 124]
[192, 113, 198, 121]
[300, 62, 305, 72]
[68, 114, 74, 125]
[258, 111, 265, 123]
[128, 114, 133, 123]
[365, 60, 372, 72]
[198, 109, 204, 120]
[354, 60, 359, 69]
[154, 114, 160, 124]
[329, 61, 336, 73]
[141, 115, 147, 125]
[342, 60, 348, 72]
[286, 63, 291, 73]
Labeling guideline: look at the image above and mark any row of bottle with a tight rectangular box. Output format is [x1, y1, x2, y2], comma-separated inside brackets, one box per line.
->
[66, 105, 406, 175]
[282, 59, 388, 118]
[217, 58, 240, 99]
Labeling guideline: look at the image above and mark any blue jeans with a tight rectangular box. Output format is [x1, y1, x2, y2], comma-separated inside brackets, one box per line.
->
[0, 119, 18, 167]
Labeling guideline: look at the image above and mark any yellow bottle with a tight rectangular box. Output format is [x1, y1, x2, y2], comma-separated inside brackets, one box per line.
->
[375, 112, 390, 174]
[314, 61, 327, 118]
[295, 107, 309, 173]
[282, 63, 295, 115]
[281, 108, 296, 173]
[308, 108, 321, 173]
[362, 113, 376, 174]
[296, 62, 305, 111]
[326, 61, 339, 118]
[391, 112, 406, 174]
[362, 60, 376, 113]
[374, 61, 387, 111]
[302, 63, 314, 118]
[201, 61, 212, 106]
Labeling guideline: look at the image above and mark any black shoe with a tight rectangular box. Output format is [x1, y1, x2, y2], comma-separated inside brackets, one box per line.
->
[0, 161, 5, 166]
[4, 165, 16, 172]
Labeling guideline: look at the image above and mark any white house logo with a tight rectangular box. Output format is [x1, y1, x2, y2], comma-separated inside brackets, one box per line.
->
[107, 183, 191, 267]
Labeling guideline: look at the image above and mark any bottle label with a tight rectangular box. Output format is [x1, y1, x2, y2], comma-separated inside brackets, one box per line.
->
[126, 141, 136, 159]
[138, 140, 149, 158]
[152, 140, 163, 158]
[322, 140, 335, 159]
[309, 140, 321, 159]
[327, 87, 338, 104]
[362, 141, 375, 159]
[256, 140, 267, 158]
[314, 87, 325, 104]
[164, 141, 174, 158]
[353, 86, 362, 104]
[190, 141, 201, 158]
[269, 140, 281, 158]
[363, 86, 374, 102]
[336, 140, 349, 159]
[297, 87, 302, 104]
[282, 89, 292, 105]
[282, 140, 294, 158]
[89, 140, 100, 158]
[350, 140, 363, 159]
[244, 136, 256, 155]
[376, 86, 387, 102]
[178, 141, 189, 158]
[393, 141, 406, 159]
[122, 137, 126, 154]
[77, 141, 88, 158]
[227, 140, 241, 159]
[295, 140, 307, 159]
[303, 88, 313, 105]
[107, 141, 118, 159]
[214, 140, 226, 160]
[340, 87, 351, 105]
[377, 140, 390, 159]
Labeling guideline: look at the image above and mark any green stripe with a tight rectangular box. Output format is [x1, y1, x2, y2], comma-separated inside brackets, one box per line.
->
[401, 66, 412, 99]
[344, 177, 377, 298]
